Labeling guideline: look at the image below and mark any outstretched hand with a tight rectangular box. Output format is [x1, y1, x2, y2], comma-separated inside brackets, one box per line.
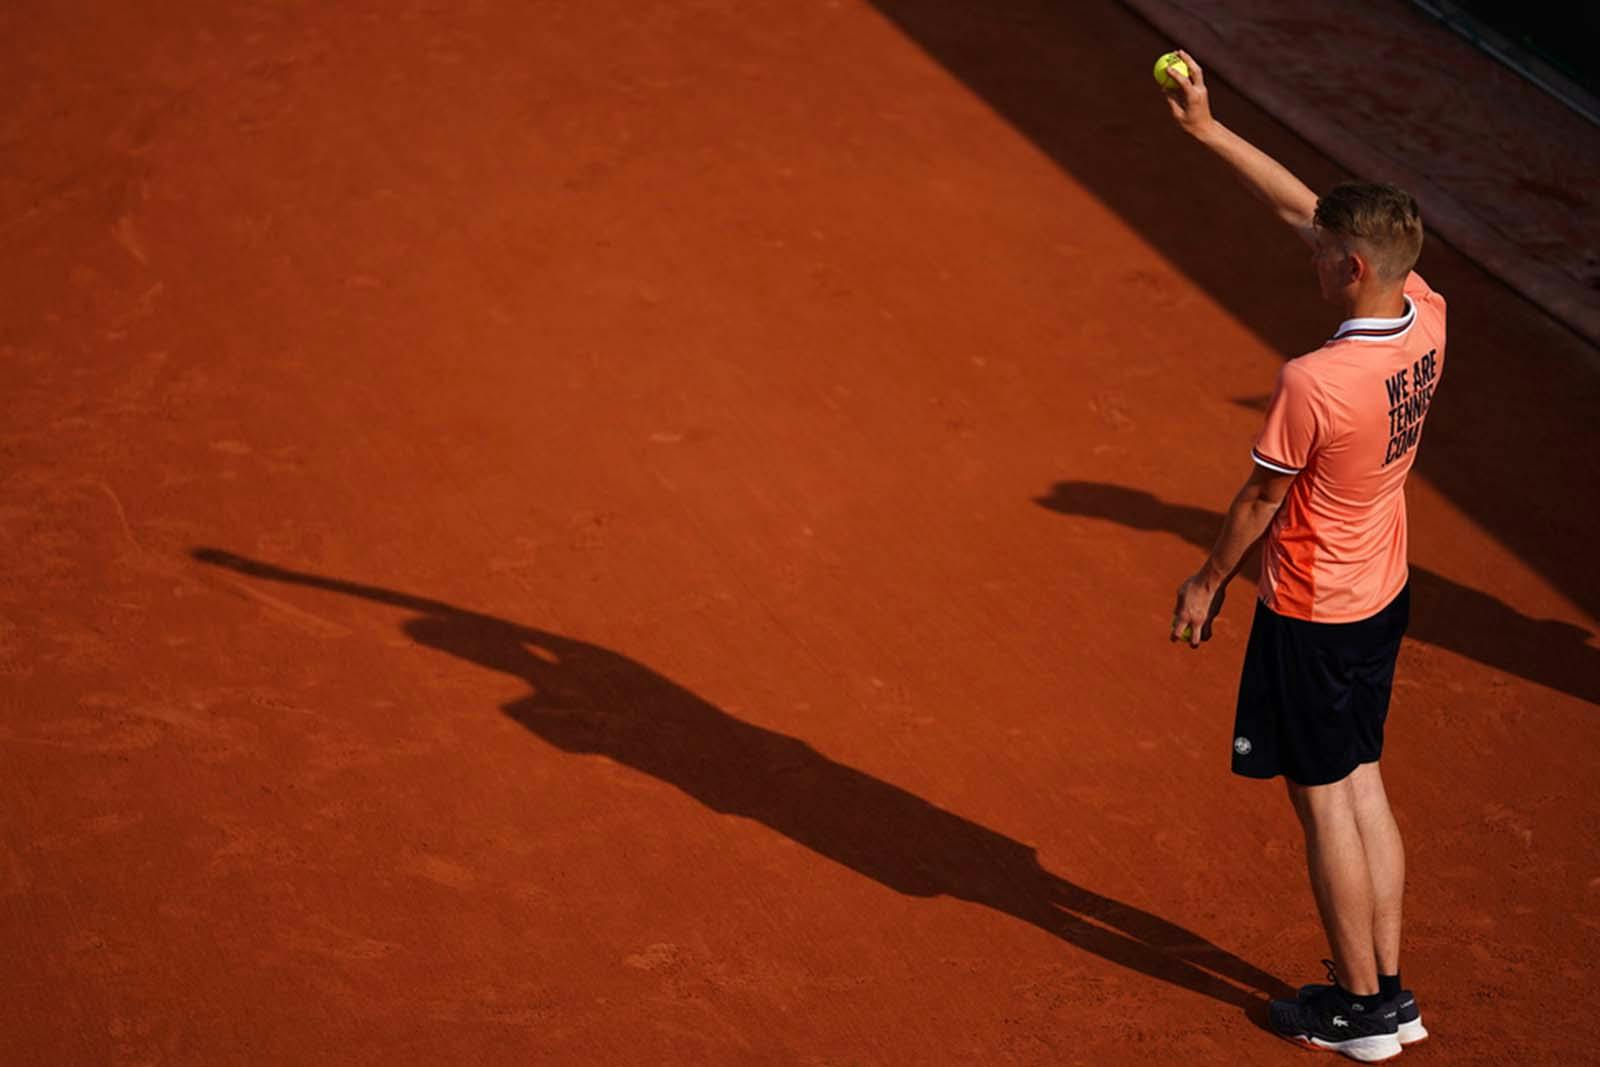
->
[1161, 50, 1216, 138]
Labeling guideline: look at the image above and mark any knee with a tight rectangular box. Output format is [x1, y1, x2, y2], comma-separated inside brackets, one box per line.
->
[1285, 780, 1318, 829]
[1285, 776, 1354, 828]
[1348, 760, 1389, 805]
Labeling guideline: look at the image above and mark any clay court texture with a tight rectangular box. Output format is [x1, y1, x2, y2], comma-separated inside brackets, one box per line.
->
[3, 1, 1597, 1064]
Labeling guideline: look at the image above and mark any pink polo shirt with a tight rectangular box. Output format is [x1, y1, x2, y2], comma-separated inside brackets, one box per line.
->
[1251, 272, 1447, 623]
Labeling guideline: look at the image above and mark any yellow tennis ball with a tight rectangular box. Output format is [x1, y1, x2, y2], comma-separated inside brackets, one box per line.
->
[1153, 51, 1189, 89]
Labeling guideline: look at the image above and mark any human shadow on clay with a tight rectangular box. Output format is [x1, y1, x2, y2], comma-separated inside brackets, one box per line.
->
[1035, 481, 1599, 707]
[193, 546, 1292, 1012]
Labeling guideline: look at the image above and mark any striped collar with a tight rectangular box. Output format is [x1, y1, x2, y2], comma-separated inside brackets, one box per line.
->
[1330, 297, 1415, 343]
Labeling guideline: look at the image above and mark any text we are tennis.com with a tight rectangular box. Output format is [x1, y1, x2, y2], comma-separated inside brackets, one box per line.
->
[1382, 348, 1438, 467]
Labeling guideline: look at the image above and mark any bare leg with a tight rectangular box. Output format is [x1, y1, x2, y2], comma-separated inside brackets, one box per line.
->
[1348, 761, 1404, 977]
[1286, 775, 1380, 995]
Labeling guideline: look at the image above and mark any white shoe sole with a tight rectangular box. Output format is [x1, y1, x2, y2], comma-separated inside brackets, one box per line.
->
[1299, 1032, 1404, 1063]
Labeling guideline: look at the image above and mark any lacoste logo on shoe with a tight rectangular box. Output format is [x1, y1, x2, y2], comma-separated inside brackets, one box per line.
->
[1332, 1016, 1349, 1028]
[1233, 736, 1252, 755]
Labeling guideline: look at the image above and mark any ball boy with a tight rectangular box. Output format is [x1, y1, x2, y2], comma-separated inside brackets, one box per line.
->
[1162, 51, 1445, 1063]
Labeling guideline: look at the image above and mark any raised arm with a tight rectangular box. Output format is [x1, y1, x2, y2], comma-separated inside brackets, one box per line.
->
[1162, 50, 1318, 247]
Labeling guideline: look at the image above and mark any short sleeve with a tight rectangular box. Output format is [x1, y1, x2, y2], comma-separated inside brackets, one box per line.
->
[1252, 361, 1320, 474]
[1404, 270, 1447, 340]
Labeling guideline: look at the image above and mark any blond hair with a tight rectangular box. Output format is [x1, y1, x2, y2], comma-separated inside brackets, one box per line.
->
[1313, 183, 1423, 282]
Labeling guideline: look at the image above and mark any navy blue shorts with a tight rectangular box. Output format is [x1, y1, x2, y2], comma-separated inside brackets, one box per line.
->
[1230, 585, 1410, 787]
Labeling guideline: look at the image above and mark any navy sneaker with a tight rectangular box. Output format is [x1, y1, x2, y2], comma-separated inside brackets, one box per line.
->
[1269, 984, 1401, 1063]
[1299, 960, 1428, 1046]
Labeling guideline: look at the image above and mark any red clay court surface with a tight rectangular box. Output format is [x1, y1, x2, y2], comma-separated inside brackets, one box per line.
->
[4, 2, 1598, 1064]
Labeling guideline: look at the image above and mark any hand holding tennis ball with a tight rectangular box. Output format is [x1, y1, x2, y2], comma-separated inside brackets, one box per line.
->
[1172, 575, 1226, 649]
[1153, 51, 1189, 89]
[1155, 49, 1215, 137]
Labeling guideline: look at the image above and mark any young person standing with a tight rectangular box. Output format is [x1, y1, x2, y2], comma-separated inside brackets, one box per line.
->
[1161, 51, 1445, 1063]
